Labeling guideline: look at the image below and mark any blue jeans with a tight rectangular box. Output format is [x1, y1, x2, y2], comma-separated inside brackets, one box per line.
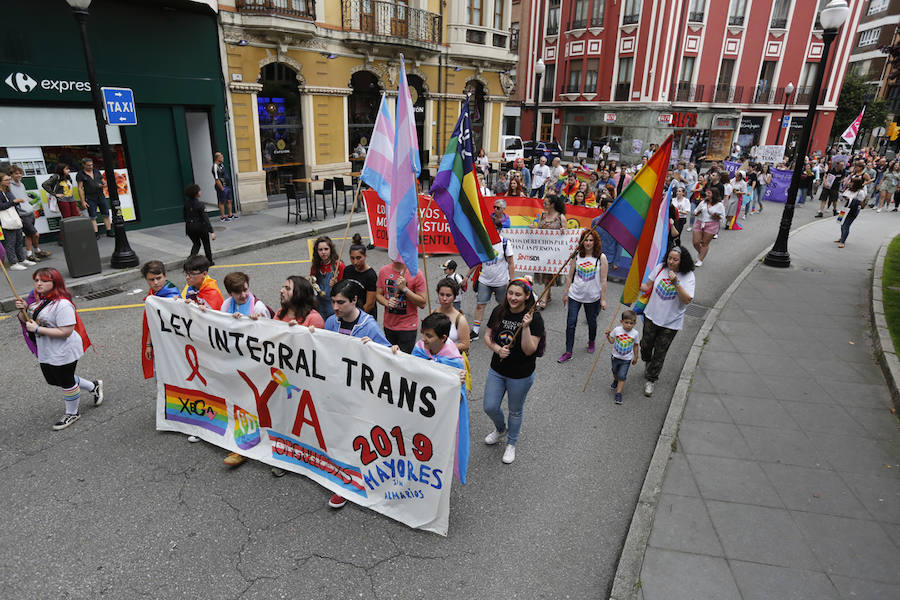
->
[483, 368, 534, 445]
[840, 211, 858, 243]
[565, 298, 601, 353]
[797, 187, 807, 204]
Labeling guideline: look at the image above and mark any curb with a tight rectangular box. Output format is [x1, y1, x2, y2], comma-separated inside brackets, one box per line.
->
[608, 217, 826, 600]
[870, 235, 900, 415]
[1, 215, 368, 312]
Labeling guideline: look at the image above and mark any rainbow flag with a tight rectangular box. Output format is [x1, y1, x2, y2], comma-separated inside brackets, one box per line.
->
[632, 186, 671, 314]
[593, 135, 673, 305]
[430, 97, 500, 267]
[164, 384, 228, 436]
[388, 55, 422, 274]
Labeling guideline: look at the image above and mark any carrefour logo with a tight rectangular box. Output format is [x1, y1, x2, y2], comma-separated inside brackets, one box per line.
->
[5, 72, 37, 93]
[4, 72, 91, 94]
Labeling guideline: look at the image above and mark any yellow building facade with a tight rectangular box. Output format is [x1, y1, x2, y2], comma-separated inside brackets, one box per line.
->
[217, 0, 517, 211]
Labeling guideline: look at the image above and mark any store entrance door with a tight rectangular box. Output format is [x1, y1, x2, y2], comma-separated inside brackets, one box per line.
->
[185, 110, 216, 208]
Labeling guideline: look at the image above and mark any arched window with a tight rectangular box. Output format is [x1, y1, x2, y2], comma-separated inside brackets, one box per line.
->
[464, 80, 487, 152]
[349, 70, 383, 151]
[258, 62, 303, 194]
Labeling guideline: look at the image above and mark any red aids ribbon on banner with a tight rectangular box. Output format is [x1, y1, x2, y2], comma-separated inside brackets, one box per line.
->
[185, 345, 207, 386]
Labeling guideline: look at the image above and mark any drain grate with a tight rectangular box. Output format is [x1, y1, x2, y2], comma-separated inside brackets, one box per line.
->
[685, 303, 710, 319]
[801, 266, 824, 273]
[82, 287, 124, 301]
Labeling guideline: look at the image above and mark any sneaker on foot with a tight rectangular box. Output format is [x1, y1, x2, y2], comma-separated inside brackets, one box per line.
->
[91, 379, 103, 406]
[814, 212, 823, 218]
[876, 207, 882, 213]
[611, 379, 617, 389]
[220, 216, 227, 222]
[470, 330, 480, 341]
[587, 341, 595, 353]
[644, 381, 654, 397]
[328, 493, 347, 508]
[271, 467, 286, 477]
[231, 214, 240, 220]
[686, 226, 692, 231]
[502, 444, 516, 464]
[224, 452, 246, 466]
[695, 260, 703, 267]
[713, 234, 719, 239]
[484, 429, 506, 445]
[52, 413, 81, 431]
[187, 435, 201, 443]
[22, 259, 36, 266]
[9, 264, 26, 271]
[615, 393, 623, 405]
[557, 352, 572, 363]
[37, 250, 51, 258]
[106, 230, 115, 238]
[833, 210, 838, 216]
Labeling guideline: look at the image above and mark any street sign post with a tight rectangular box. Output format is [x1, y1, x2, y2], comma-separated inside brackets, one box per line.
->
[781, 115, 791, 128]
[101, 87, 137, 125]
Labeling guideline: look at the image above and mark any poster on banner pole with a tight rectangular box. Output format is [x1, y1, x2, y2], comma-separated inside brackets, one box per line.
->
[501, 228, 582, 274]
[763, 168, 793, 203]
[147, 296, 462, 535]
[754, 144, 785, 165]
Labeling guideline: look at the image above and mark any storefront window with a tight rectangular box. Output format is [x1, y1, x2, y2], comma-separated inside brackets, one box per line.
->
[738, 116, 764, 149]
[349, 70, 383, 153]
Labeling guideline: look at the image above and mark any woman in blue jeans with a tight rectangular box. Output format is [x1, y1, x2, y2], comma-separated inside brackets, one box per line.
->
[558, 229, 607, 362]
[482, 278, 546, 464]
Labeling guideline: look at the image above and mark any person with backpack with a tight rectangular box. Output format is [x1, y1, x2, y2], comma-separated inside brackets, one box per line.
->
[558, 229, 607, 363]
[183, 184, 215, 265]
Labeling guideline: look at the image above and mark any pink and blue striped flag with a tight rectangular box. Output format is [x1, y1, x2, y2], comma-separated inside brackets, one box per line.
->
[388, 55, 422, 275]
[359, 94, 394, 204]
[429, 97, 500, 267]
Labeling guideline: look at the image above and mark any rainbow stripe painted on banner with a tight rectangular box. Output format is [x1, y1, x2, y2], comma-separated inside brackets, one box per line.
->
[164, 384, 228, 435]
[233, 405, 261, 450]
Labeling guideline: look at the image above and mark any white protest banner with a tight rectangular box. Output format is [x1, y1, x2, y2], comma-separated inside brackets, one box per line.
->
[754, 144, 785, 165]
[146, 296, 462, 535]
[501, 228, 582, 274]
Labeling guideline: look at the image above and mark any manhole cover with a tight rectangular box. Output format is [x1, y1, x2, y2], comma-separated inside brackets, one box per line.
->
[82, 287, 124, 301]
[685, 303, 710, 318]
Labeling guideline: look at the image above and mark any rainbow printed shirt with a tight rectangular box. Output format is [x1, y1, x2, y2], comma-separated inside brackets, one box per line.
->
[575, 258, 599, 282]
[610, 326, 640, 360]
[654, 276, 678, 302]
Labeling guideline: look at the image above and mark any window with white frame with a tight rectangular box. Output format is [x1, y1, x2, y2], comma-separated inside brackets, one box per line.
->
[859, 28, 881, 47]
[547, 0, 560, 35]
[688, 0, 705, 22]
[868, 0, 889, 16]
[728, 0, 747, 26]
[585, 59, 599, 94]
[590, 0, 605, 27]
[467, 0, 482, 26]
[493, 0, 505, 30]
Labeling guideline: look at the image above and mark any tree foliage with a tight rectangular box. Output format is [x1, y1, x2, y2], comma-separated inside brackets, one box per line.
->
[830, 74, 889, 138]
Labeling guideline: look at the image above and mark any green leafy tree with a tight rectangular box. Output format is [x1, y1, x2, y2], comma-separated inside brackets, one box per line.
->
[830, 73, 888, 140]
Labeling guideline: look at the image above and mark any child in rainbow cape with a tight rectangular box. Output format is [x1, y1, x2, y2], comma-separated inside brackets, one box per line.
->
[410, 312, 470, 484]
[140, 260, 182, 379]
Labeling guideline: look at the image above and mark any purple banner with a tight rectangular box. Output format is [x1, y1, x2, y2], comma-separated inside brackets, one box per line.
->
[763, 168, 793, 203]
[723, 160, 742, 179]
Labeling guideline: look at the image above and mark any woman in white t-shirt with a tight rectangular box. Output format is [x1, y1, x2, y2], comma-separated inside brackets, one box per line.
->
[691, 188, 725, 267]
[559, 229, 608, 363]
[725, 171, 747, 228]
[639, 246, 696, 397]
[15, 268, 102, 431]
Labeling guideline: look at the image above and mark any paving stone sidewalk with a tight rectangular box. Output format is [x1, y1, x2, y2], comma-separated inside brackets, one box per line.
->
[639, 213, 900, 600]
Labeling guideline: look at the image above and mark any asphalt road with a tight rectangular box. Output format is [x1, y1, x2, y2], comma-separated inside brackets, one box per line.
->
[0, 203, 822, 599]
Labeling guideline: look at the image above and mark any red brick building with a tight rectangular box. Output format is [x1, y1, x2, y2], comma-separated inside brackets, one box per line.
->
[507, 0, 866, 163]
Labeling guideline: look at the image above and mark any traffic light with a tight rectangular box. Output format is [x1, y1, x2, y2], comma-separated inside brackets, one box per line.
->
[888, 122, 899, 141]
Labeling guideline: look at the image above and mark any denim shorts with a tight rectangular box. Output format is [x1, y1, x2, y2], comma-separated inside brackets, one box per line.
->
[477, 282, 507, 304]
[611, 356, 631, 381]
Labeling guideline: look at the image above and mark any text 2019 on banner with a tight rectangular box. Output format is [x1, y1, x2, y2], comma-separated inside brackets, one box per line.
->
[146, 296, 462, 535]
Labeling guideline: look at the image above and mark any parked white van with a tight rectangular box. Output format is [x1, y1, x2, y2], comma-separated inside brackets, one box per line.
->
[500, 135, 524, 168]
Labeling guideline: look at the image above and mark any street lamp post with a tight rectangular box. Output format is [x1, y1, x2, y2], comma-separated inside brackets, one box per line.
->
[66, 0, 139, 269]
[530, 58, 546, 159]
[774, 82, 795, 146]
[764, 0, 850, 268]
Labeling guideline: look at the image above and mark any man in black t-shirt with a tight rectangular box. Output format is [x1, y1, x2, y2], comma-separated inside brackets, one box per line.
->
[75, 158, 112, 238]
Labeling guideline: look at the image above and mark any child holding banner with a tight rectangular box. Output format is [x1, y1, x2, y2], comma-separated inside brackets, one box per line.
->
[482, 278, 546, 465]
[141, 261, 182, 380]
[321, 278, 393, 508]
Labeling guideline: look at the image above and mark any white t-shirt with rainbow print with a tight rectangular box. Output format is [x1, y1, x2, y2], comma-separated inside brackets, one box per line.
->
[644, 269, 696, 331]
[610, 325, 640, 361]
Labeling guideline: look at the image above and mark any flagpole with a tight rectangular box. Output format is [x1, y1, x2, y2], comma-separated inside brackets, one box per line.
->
[336, 182, 364, 262]
[0, 261, 30, 322]
[418, 194, 433, 312]
[582, 304, 623, 393]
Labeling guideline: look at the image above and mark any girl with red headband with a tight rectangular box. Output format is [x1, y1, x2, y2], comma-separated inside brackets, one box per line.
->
[15, 267, 101, 430]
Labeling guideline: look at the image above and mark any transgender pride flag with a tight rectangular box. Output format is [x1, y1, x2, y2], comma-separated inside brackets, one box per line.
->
[360, 94, 394, 204]
[388, 55, 422, 274]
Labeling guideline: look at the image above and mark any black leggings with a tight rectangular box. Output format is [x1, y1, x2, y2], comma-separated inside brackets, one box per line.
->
[40, 361, 78, 388]
[187, 230, 213, 262]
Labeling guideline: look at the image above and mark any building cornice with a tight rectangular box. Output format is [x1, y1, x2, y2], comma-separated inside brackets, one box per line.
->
[301, 86, 353, 96]
[229, 82, 263, 93]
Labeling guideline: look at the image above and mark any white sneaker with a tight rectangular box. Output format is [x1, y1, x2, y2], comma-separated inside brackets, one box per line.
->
[187, 435, 200, 443]
[9, 264, 26, 271]
[484, 429, 506, 445]
[713, 234, 719, 239]
[876, 207, 882, 213]
[22, 259, 36, 266]
[686, 226, 692, 232]
[644, 381, 655, 397]
[695, 260, 703, 267]
[502, 444, 516, 464]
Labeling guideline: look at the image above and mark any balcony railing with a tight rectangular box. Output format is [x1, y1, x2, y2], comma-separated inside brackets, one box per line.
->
[623, 13, 640, 25]
[714, 84, 732, 102]
[590, 15, 604, 27]
[675, 82, 704, 102]
[614, 82, 631, 101]
[566, 82, 582, 94]
[770, 17, 788, 29]
[340, 0, 441, 45]
[728, 15, 744, 26]
[688, 11, 705, 22]
[237, 0, 315, 19]
[547, 22, 559, 35]
[571, 18, 588, 29]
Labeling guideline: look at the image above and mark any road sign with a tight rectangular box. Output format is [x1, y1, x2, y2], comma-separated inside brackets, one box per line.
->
[781, 115, 791, 128]
[101, 87, 137, 126]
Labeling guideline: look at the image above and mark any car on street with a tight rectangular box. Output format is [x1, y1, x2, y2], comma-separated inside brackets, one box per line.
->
[500, 135, 524, 169]
[524, 140, 562, 166]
